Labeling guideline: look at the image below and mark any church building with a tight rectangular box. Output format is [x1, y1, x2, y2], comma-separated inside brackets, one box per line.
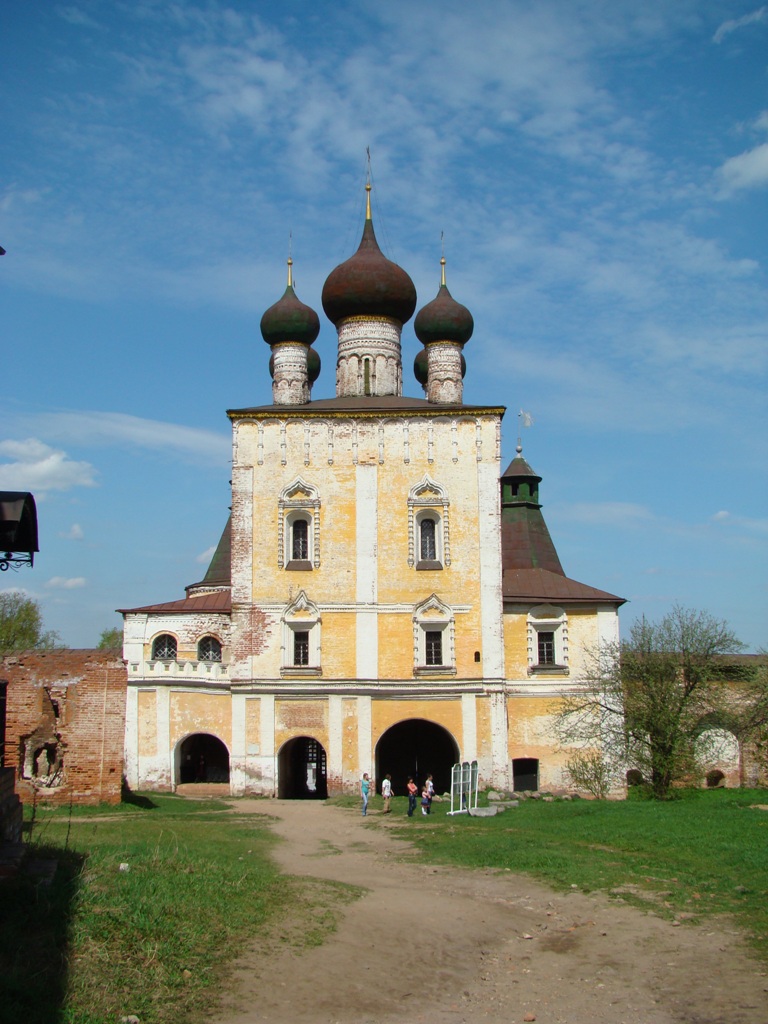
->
[121, 184, 624, 799]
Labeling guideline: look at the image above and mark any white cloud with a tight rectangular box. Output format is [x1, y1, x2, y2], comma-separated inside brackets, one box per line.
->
[559, 502, 655, 527]
[713, 6, 767, 44]
[60, 523, 84, 540]
[31, 412, 230, 467]
[0, 439, 97, 492]
[718, 142, 768, 192]
[45, 576, 87, 590]
[196, 545, 217, 564]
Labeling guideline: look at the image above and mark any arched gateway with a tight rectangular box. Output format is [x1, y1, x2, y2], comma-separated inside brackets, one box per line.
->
[278, 736, 328, 799]
[375, 719, 459, 798]
[177, 733, 230, 784]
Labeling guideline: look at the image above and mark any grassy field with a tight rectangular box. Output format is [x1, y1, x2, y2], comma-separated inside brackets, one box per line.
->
[3, 787, 766, 1023]
[1, 794, 356, 1024]
[377, 787, 768, 958]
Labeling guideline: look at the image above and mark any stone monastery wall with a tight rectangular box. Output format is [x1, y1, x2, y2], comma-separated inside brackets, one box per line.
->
[2, 649, 127, 805]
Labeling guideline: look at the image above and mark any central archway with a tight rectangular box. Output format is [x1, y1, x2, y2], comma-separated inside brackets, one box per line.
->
[375, 719, 459, 798]
[278, 736, 328, 799]
[177, 733, 230, 784]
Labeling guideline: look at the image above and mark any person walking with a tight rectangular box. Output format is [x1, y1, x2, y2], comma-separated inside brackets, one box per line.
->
[361, 772, 371, 816]
[425, 773, 435, 814]
[381, 773, 392, 813]
[421, 783, 430, 816]
[406, 776, 418, 817]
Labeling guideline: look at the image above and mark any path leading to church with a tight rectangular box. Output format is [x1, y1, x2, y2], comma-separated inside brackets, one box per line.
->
[211, 800, 766, 1024]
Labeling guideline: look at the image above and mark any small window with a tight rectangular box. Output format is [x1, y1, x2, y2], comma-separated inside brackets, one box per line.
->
[537, 631, 555, 665]
[198, 636, 222, 662]
[425, 630, 443, 666]
[420, 517, 437, 561]
[293, 630, 310, 666]
[292, 519, 309, 560]
[152, 634, 177, 660]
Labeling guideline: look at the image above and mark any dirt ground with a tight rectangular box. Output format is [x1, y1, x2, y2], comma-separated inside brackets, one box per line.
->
[211, 800, 768, 1024]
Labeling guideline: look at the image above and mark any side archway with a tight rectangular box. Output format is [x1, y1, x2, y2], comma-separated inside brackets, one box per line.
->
[177, 733, 230, 784]
[375, 718, 459, 798]
[278, 736, 328, 799]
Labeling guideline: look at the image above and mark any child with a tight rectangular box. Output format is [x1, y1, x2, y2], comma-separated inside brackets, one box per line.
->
[421, 785, 430, 816]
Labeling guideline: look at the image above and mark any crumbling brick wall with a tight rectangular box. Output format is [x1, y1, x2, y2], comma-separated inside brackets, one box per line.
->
[1, 650, 127, 805]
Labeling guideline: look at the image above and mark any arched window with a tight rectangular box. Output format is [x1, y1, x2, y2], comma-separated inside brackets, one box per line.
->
[152, 634, 177, 660]
[279, 479, 321, 570]
[281, 591, 321, 675]
[197, 636, 222, 662]
[408, 475, 450, 569]
[412, 595, 455, 675]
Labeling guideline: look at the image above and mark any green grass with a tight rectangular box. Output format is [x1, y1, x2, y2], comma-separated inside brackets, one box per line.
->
[385, 788, 768, 959]
[1, 794, 357, 1024]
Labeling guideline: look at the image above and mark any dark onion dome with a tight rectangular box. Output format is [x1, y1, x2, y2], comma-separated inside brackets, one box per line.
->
[307, 346, 321, 384]
[414, 348, 428, 386]
[322, 184, 417, 326]
[260, 258, 320, 347]
[414, 257, 474, 346]
[413, 346, 466, 387]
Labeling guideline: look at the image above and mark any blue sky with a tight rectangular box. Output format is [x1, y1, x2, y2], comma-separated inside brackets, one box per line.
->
[1, 0, 766, 650]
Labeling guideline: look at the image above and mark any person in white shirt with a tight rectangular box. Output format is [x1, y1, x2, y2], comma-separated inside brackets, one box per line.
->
[381, 774, 393, 813]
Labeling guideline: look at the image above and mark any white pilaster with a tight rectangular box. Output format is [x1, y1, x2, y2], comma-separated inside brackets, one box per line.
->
[328, 695, 343, 794]
[357, 695, 373, 782]
[230, 692, 247, 795]
[461, 693, 478, 762]
[124, 685, 139, 789]
[477, 454, 504, 681]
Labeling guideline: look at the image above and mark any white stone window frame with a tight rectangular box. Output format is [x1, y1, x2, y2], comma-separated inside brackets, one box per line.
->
[408, 475, 450, 569]
[413, 594, 456, 676]
[281, 590, 322, 676]
[527, 605, 569, 675]
[278, 478, 321, 570]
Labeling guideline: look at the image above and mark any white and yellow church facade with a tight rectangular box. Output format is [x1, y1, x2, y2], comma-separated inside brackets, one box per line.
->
[121, 185, 624, 799]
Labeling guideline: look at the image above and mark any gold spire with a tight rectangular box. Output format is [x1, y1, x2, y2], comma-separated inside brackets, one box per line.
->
[440, 256, 446, 287]
[287, 256, 293, 288]
[365, 146, 372, 220]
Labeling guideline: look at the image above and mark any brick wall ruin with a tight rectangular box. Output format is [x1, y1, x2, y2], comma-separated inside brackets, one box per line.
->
[1, 649, 127, 805]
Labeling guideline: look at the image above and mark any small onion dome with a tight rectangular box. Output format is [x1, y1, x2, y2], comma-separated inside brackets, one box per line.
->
[322, 185, 417, 326]
[414, 347, 428, 386]
[260, 259, 320, 347]
[414, 257, 473, 346]
[307, 347, 321, 384]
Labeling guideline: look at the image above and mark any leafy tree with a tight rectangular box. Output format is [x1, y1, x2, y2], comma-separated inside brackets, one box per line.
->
[555, 606, 745, 799]
[0, 591, 62, 654]
[97, 626, 123, 651]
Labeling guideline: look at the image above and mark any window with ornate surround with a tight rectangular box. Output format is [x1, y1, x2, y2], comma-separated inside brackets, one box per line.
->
[413, 594, 456, 675]
[281, 591, 321, 675]
[278, 478, 321, 570]
[408, 475, 450, 570]
[527, 605, 568, 674]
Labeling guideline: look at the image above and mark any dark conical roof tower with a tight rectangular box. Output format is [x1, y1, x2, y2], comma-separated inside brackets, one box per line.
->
[500, 445, 564, 575]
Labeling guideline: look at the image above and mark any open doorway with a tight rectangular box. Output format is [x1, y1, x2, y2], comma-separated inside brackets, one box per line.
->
[512, 757, 539, 792]
[278, 736, 328, 799]
[178, 733, 230, 784]
[375, 718, 459, 797]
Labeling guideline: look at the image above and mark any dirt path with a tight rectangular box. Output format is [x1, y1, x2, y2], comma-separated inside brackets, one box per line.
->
[212, 800, 767, 1024]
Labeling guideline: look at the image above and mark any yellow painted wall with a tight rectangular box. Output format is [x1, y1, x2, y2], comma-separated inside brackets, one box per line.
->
[137, 689, 157, 757]
[371, 697, 463, 750]
[169, 691, 232, 749]
[274, 699, 328, 752]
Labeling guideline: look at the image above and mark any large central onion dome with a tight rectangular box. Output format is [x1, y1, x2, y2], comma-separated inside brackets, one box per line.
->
[414, 258, 474, 346]
[260, 259, 320, 346]
[322, 185, 417, 326]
